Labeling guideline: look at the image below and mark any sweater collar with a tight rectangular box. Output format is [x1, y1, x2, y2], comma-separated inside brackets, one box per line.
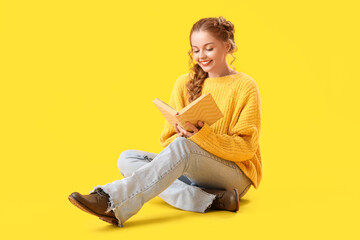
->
[205, 72, 243, 83]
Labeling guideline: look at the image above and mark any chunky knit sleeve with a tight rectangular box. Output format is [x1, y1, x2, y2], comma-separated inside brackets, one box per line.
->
[188, 82, 261, 163]
[159, 74, 187, 148]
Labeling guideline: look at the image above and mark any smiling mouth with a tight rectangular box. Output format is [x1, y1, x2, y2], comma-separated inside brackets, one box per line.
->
[199, 60, 212, 66]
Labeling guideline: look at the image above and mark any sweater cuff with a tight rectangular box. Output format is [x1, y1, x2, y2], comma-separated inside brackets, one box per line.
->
[188, 122, 212, 144]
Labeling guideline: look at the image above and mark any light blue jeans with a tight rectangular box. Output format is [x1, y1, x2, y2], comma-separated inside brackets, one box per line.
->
[90, 137, 252, 227]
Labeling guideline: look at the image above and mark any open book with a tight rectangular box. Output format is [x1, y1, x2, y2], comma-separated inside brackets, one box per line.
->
[152, 92, 224, 132]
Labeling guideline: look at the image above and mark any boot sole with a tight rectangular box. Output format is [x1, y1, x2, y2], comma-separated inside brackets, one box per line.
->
[68, 194, 119, 227]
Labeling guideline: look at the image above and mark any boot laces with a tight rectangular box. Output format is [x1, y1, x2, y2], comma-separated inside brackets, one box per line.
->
[94, 188, 109, 197]
[93, 188, 114, 213]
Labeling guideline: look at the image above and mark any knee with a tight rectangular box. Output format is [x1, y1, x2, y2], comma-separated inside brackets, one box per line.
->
[168, 137, 195, 153]
[117, 150, 138, 176]
[170, 137, 190, 148]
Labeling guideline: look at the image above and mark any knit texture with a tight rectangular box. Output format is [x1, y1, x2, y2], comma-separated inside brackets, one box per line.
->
[159, 72, 262, 189]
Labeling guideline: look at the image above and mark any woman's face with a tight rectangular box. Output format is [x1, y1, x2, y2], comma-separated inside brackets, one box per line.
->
[190, 30, 230, 75]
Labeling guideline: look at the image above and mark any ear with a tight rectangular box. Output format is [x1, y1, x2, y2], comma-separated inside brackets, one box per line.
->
[225, 41, 231, 52]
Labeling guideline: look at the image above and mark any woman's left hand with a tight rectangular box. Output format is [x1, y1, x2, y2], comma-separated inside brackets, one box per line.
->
[176, 121, 204, 138]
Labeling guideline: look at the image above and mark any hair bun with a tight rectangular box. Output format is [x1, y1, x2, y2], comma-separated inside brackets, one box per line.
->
[217, 16, 234, 32]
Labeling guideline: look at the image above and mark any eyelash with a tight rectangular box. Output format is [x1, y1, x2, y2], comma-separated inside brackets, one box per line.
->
[193, 48, 213, 53]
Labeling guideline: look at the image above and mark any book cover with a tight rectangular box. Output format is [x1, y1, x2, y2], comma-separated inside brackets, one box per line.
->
[152, 92, 224, 132]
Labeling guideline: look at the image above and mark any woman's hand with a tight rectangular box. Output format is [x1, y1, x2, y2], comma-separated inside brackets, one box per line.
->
[175, 121, 204, 138]
[175, 123, 185, 138]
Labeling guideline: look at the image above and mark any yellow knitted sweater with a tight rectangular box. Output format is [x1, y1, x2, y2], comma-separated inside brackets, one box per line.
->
[159, 72, 262, 189]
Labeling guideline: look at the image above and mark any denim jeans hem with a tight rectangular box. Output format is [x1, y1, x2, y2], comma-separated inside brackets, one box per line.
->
[201, 193, 217, 213]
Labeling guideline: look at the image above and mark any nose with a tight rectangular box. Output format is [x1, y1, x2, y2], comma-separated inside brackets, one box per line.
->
[198, 50, 208, 61]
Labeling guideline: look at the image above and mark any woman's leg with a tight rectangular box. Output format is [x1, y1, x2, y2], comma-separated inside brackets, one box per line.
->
[117, 149, 218, 213]
[90, 137, 252, 227]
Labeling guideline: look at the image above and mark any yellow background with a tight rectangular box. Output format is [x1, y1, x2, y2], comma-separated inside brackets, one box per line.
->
[1, 0, 359, 239]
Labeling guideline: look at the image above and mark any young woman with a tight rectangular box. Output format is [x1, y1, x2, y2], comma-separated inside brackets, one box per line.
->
[68, 16, 262, 228]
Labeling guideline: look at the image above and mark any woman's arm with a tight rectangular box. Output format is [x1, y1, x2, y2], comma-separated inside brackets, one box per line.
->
[188, 87, 261, 163]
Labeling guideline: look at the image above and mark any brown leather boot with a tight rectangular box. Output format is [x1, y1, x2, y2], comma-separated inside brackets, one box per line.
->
[68, 188, 119, 226]
[201, 188, 240, 212]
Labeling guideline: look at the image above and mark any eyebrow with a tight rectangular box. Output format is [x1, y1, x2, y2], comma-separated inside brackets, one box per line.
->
[191, 42, 214, 48]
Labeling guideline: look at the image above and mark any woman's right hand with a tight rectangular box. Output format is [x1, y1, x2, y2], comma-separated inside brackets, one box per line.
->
[175, 123, 185, 138]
